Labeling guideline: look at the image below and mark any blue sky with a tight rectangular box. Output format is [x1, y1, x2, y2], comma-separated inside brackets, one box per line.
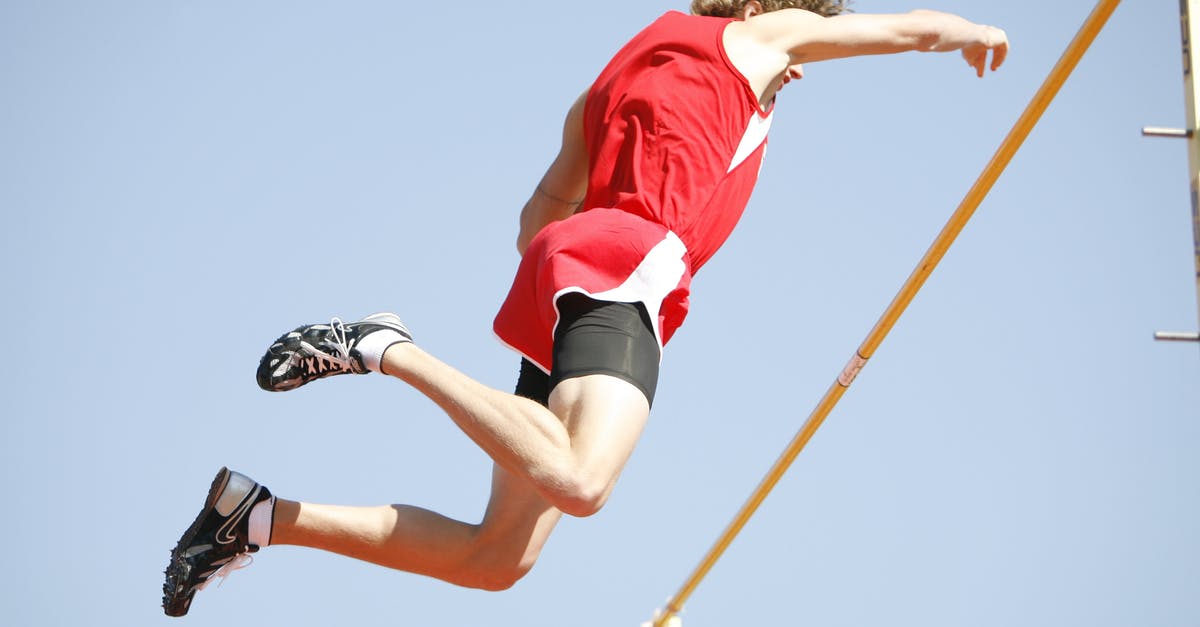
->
[2, 1, 1197, 626]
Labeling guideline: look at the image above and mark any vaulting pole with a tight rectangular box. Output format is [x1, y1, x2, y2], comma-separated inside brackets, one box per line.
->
[649, 2, 1123, 624]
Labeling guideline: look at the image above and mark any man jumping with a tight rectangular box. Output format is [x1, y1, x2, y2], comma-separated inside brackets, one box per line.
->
[163, 0, 1007, 616]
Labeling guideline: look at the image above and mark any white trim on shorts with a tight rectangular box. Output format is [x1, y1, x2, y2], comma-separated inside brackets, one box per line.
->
[548, 230, 688, 364]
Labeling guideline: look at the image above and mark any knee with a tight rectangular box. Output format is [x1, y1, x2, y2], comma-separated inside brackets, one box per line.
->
[462, 559, 534, 592]
[453, 533, 541, 591]
[538, 463, 626, 517]
[551, 482, 610, 518]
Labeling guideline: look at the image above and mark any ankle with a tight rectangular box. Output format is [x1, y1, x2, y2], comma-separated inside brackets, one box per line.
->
[378, 340, 418, 377]
[248, 496, 276, 549]
[356, 331, 412, 373]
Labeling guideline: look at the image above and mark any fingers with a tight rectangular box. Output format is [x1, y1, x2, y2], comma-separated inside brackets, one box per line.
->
[987, 26, 1010, 71]
[964, 26, 1009, 78]
[991, 44, 1008, 71]
[963, 46, 986, 78]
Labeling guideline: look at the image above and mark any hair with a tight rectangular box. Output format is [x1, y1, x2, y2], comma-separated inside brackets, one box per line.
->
[690, 0, 851, 18]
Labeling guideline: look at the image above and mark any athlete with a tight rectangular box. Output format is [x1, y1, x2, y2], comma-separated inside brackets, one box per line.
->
[164, 0, 1007, 616]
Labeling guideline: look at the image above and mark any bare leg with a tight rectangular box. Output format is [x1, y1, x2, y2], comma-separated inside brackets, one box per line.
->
[218, 275, 661, 600]
[268, 342, 651, 587]
[271, 464, 562, 590]
[379, 342, 649, 517]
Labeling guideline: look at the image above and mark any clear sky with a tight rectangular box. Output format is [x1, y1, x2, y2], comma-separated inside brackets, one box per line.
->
[2, 1, 1197, 626]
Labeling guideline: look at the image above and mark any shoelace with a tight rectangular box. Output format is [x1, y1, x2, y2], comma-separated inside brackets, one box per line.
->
[326, 317, 351, 360]
[195, 553, 254, 592]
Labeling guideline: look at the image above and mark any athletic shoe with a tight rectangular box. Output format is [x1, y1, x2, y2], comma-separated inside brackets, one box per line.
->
[162, 468, 273, 617]
[256, 313, 412, 392]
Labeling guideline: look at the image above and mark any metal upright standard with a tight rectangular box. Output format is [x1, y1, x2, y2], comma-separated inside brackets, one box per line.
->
[1146, 0, 1200, 344]
[647, 2, 1124, 625]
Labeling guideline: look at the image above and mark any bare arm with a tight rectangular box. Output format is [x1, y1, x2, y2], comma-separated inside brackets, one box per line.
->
[725, 9, 1008, 99]
[516, 91, 590, 256]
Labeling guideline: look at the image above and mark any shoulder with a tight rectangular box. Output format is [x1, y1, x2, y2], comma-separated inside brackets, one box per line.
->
[723, 9, 827, 65]
[728, 11, 951, 64]
[642, 9, 738, 41]
[721, 11, 813, 95]
[724, 8, 824, 50]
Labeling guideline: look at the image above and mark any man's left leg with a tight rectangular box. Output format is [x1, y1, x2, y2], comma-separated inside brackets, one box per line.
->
[269, 461, 564, 591]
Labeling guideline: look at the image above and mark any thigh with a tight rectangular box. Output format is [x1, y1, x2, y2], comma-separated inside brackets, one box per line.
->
[545, 293, 658, 506]
[548, 372, 651, 507]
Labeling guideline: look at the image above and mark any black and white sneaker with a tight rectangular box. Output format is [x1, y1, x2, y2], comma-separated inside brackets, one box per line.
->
[162, 468, 273, 617]
[256, 313, 412, 392]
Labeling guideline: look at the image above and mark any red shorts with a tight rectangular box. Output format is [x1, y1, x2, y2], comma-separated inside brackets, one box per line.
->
[493, 208, 693, 373]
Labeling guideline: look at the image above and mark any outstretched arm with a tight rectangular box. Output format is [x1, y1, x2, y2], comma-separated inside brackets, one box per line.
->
[516, 91, 590, 256]
[725, 9, 1008, 98]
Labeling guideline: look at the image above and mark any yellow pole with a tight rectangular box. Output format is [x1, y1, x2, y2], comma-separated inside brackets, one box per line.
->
[651, 1, 1123, 624]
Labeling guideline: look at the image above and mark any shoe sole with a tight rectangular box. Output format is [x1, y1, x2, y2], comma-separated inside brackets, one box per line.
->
[162, 467, 231, 617]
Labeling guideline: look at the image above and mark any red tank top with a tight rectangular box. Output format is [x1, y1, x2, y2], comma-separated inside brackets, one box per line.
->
[582, 11, 773, 273]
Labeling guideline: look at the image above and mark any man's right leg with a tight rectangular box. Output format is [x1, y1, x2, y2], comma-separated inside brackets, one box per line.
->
[253, 301, 656, 517]
[247, 297, 656, 555]
[376, 341, 650, 518]
[253, 312, 632, 516]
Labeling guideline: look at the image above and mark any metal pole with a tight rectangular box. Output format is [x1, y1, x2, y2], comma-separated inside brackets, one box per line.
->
[1155, 331, 1200, 341]
[650, 2, 1124, 624]
[1148, 1, 1200, 343]
[1180, 0, 1200, 339]
[1143, 126, 1192, 138]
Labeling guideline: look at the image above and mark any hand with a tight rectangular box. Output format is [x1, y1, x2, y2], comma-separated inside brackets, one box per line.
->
[961, 25, 1008, 77]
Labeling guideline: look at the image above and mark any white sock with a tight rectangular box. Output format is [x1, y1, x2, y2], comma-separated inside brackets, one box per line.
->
[248, 497, 275, 549]
[355, 330, 411, 373]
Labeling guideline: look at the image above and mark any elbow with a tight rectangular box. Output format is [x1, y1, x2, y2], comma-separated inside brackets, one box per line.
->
[517, 223, 540, 257]
[516, 215, 531, 256]
[516, 211, 538, 256]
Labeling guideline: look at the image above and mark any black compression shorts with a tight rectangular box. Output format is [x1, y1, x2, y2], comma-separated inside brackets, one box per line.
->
[513, 292, 660, 408]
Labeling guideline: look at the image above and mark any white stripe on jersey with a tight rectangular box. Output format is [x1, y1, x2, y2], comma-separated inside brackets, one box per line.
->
[727, 110, 774, 173]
